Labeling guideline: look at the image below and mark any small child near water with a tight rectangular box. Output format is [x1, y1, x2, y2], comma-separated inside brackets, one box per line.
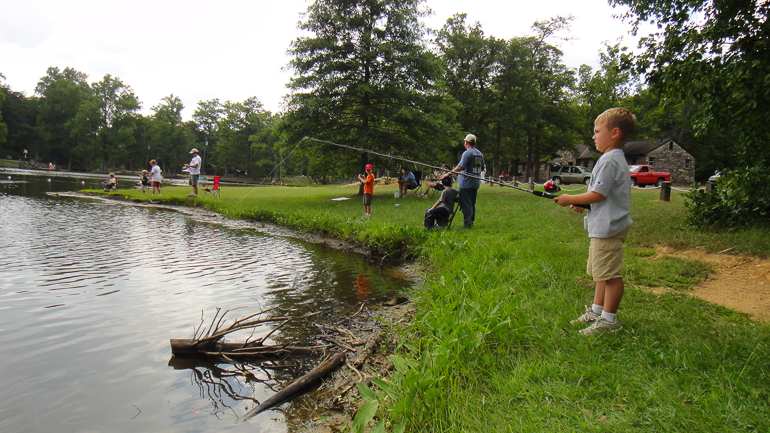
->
[140, 170, 151, 195]
[102, 173, 117, 192]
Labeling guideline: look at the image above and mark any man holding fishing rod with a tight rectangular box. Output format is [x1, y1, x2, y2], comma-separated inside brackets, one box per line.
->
[441, 134, 485, 229]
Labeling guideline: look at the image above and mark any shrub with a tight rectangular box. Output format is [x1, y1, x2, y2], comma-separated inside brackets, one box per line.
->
[685, 167, 770, 227]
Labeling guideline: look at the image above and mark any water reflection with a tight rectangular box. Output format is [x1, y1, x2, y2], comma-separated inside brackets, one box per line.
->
[0, 172, 411, 432]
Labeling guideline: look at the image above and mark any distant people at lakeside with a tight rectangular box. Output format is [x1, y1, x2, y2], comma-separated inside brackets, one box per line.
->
[102, 173, 117, 191]
[150, 160, 162, 196]
[441, 133, 485, 229]
[424, 176, 459, 229]
[182, 148, 201, 198]
[420, 163, 451, 198]
[397, 167, 418, 197]
[139, 170, 151, 195]
[358, 164, 375, 217]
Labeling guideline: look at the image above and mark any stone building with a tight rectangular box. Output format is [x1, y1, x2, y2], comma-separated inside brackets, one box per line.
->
[542, 139, 695, 185]
[622, 138, 695, 185]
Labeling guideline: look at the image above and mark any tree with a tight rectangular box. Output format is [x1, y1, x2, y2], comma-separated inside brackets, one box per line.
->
[35, 67, 95, 169]
[574, 43, 637, 144]
[150, 94, 187, 174]
[192, 99, 223, 169]
[516, 17, 576, 180]
[613, 0, 770, 167]
[0, 74, 7, 147]
[614, 0, 770, 225]
[284, 0, 455, 180]
[0, 79, 40, 159]
[91, 74, 141, 169]
[217, 97, 266, 177]
[434, 14, 500, 165]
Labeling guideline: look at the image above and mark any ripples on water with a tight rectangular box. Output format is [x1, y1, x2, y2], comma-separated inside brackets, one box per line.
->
[0, 175, 411, 433]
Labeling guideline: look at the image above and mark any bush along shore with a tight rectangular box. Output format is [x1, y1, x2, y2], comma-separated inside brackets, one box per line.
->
[99, 182, 770, 432]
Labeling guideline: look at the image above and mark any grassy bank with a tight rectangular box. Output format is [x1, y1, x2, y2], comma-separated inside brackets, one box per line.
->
[105, 182, 770, 432]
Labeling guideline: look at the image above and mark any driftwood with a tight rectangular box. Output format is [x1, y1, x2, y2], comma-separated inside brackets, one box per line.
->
[240, 352, 346, 421]
[170, 307, 323, 358]
[170, 339, 326, 358]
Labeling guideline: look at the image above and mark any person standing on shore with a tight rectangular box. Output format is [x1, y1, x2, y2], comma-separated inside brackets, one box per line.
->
[150, 160, 162, 196]
[554, 107, 637, 335]
[358, 164, 375, 217]
[442, 134, 485, 228]
[183, 148, 201, 198]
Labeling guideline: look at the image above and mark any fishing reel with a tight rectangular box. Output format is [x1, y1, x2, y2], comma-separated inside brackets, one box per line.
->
[543, 180, 560, 193]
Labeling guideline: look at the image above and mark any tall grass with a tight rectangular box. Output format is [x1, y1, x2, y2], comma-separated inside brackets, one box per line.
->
[108, 182, 770, 432]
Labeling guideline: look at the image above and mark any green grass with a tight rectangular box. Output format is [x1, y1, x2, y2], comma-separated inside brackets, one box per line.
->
[100, 181, 770, 432]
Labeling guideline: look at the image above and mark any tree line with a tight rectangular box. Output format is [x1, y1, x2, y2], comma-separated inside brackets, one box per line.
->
[0, 0, 765, 192]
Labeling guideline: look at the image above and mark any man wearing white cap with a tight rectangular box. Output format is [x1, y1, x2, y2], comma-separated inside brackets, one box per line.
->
[183, 148, 202, 197]
[441, 134, 485, 228]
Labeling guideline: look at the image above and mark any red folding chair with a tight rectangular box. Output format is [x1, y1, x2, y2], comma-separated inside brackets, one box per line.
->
[202, 176, 221, 199]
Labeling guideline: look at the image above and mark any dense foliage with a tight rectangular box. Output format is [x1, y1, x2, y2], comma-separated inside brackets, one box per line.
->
[613, 0, 770, 226]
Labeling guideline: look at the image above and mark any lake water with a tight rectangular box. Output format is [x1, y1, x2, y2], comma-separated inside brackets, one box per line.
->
[0, 171, 411, 433]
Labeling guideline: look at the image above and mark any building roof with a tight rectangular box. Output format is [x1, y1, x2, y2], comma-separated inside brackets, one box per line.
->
[575, 144, 598, 160]
[622, 138, 693, 158]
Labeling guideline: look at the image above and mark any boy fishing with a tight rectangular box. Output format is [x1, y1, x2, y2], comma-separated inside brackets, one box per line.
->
[554, 107, 636, 335]
[358, 164, 374, 217]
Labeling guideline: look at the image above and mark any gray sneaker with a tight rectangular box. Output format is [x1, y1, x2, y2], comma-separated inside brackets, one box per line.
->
[571, 306, 600, 325]
[579, 317, 622, 336]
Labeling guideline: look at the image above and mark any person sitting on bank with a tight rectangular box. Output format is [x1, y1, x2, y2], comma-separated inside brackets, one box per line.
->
[424, 177, 459, 229]
[397, 168, 418, 197]
[420, 163, 451, 197]
[102, 173, 117, 191]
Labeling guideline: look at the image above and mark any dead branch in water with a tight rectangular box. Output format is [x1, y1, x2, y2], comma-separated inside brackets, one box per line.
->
[171, 307, 324, 358]
[240, 352, 346, 422]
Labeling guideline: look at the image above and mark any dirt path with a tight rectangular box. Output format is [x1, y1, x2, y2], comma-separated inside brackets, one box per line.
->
[650, 246, 770, 322]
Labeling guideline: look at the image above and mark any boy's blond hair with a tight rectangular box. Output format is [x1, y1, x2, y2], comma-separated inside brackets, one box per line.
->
[596, 107, 637, 142]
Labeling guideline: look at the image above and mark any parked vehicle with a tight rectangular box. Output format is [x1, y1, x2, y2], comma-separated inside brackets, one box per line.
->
[708, 171, 721, 184]
[549, 165, 592, 185]
[628, 165, 671, 187]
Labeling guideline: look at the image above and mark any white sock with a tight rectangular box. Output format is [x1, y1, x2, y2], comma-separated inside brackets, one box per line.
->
[601, 311, 617, 323]
[592, 304, 603, 315]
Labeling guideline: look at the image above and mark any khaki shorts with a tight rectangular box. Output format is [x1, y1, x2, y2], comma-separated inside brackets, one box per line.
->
[587, 227, 630, 281]
[189, 174, 199, 187]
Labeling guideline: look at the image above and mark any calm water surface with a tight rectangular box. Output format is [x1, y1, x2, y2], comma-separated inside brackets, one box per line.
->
[0, 171, 411, 433]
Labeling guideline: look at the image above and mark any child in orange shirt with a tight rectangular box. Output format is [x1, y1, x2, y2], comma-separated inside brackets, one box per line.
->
[358, 164, 375, 217]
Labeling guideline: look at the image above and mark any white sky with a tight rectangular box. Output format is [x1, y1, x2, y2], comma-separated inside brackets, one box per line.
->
[0, 0, 642, 119]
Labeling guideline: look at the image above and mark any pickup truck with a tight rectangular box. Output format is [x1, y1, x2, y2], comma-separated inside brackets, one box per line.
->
[629, 165, 670, 187]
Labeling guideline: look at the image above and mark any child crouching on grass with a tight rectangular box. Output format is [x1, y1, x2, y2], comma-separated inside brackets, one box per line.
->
[358, 164, 374, 217]
[554, 107, 636, 335]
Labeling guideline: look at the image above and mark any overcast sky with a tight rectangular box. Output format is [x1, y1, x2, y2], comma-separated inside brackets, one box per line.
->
[1, 0, 642, 119]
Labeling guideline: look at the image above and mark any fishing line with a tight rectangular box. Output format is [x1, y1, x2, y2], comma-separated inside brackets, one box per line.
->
[232, 137, 308, 208]
[304, 137, 586, 206]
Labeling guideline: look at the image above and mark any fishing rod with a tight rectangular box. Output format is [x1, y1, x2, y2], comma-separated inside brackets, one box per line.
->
[306, 137, 589, 209]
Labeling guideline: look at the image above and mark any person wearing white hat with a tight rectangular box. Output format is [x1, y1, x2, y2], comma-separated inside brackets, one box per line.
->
[183, 148, 202, 197]
[441, 134, 485, 228]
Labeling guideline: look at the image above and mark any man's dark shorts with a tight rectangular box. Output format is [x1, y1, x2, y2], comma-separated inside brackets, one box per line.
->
[363, 193, 373, 206]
